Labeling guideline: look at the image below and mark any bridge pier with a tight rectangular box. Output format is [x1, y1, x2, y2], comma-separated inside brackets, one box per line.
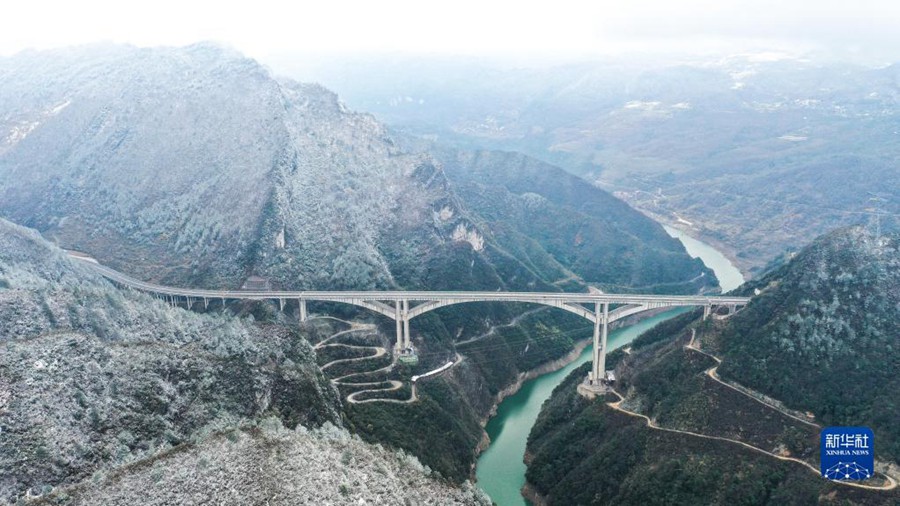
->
[402, 299, 410, 350]
[395, 300, 403, 352]
[588, 302, 609, 386]
[298, 298, 307, 322]
[703, 304, 711, 320]
[392, 299, 413, 353]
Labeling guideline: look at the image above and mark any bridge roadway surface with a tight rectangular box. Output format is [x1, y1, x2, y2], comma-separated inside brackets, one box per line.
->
[70, 253, 750, 385]
[74, 256, 750, 311]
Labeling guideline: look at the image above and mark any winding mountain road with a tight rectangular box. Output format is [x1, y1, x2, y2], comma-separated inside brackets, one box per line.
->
[603, 328, 897, 491]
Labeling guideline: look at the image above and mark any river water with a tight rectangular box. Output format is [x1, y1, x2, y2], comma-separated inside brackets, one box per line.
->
[474, 227, 745, 505]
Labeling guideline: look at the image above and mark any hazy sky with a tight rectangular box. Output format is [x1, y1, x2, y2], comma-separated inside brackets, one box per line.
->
[3, 0, 899, 63]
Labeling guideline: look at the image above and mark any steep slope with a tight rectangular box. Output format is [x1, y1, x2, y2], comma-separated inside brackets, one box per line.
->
[293, 55, 900, 273]
[0, 43, 716, 488]
[717, 227, 900, 463]
[524, 227, 900, 505]
[31, 421, 489, 506]
[0, 218, 338, 502]
[438, 149, 713, 293]
[525, 360, 896, 505]
[0, 43, 709, 296]
[0, 43, 442, 289]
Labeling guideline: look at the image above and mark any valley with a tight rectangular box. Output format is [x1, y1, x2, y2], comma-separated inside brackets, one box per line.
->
[476, 226, 745, 505]
[524, 228, 900, 505]
[1, 35, 897, 506]
[294, 55, 900, 275]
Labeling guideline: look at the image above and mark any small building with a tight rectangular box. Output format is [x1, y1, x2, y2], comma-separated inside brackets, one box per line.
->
[605, 370, 616, 384]
[398, 354, 419, 366]
[241, 276, 271, 290]
[398, 347, 419, 366]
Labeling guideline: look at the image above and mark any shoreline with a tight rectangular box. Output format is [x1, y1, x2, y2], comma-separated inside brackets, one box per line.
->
[520, 482, 547, 506]
[471, 222, 747, 503]
[640, 209, 755, 280]
[470, 306, 674, 470]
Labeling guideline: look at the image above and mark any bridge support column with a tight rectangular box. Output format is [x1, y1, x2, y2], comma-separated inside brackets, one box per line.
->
[278, 298, 285, 312]
[589, 302, 609, 385]
[395, 300, 404, 352]
[402, 299, 411, 350]
[298, 299, 307, 322]
[203, 297, 209, 310]
[703, 305, 711, 320]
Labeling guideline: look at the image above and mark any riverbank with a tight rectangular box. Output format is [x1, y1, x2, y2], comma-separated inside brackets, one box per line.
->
[474, 305, 673, 438]
[474, 226, 746, 505]
[520, 482, 547, 506]
[474, 309, 692, 505]
[641, 209, 754, 280]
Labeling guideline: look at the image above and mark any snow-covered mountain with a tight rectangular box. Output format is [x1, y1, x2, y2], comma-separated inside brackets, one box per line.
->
[0, 43, 707, 294]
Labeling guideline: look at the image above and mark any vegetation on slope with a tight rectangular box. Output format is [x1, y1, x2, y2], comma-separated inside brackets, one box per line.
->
[718, 227, 900, 464]
[31, 420, 489, 506]
[525, 227, 900, 505]
[0, 219, 342, 502]
[526, 339, 895, 505]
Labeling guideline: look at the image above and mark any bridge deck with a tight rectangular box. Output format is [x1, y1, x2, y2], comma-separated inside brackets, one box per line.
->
[75, 258, 750, 307]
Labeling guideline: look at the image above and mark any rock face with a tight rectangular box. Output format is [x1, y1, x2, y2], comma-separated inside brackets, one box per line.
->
[0, 43, 709, 296]
[0, 218, 342, 502]
[0, 43, 444, 289]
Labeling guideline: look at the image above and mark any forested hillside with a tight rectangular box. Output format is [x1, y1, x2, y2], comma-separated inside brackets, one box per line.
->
[525, 227, 900, 505]
[439, 149, 711, 293]
[718, 227, 900, 463]
[526, 360, 896, 505]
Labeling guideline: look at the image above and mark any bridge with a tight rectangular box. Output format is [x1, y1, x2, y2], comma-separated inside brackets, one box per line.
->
[69, 254, 750, 390]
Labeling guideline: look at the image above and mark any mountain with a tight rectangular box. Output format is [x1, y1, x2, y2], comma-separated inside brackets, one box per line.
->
[0, 43, 718, 491]
[717, 227, 900, 462]
[435, 148, 712, 293]
[0, 43, 438, 290]
[0, 43, 710, 294]
[524, 227, 900, 505]
[288, 54, 900, 274]
[0, 218, 490, 504]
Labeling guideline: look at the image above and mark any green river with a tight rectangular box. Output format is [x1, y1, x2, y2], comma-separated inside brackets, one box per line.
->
[474, 226, 746, 505]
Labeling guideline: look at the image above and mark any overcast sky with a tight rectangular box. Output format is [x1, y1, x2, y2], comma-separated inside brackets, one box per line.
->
[3, 0, 899, 64]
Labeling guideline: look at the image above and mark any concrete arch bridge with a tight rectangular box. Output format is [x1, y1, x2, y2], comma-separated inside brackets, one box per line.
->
[71, 254, 750, 389]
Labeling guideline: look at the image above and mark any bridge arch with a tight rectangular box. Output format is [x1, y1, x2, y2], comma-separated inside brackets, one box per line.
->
[69, 253, 749, 395]
[405, 298, 598, 322]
